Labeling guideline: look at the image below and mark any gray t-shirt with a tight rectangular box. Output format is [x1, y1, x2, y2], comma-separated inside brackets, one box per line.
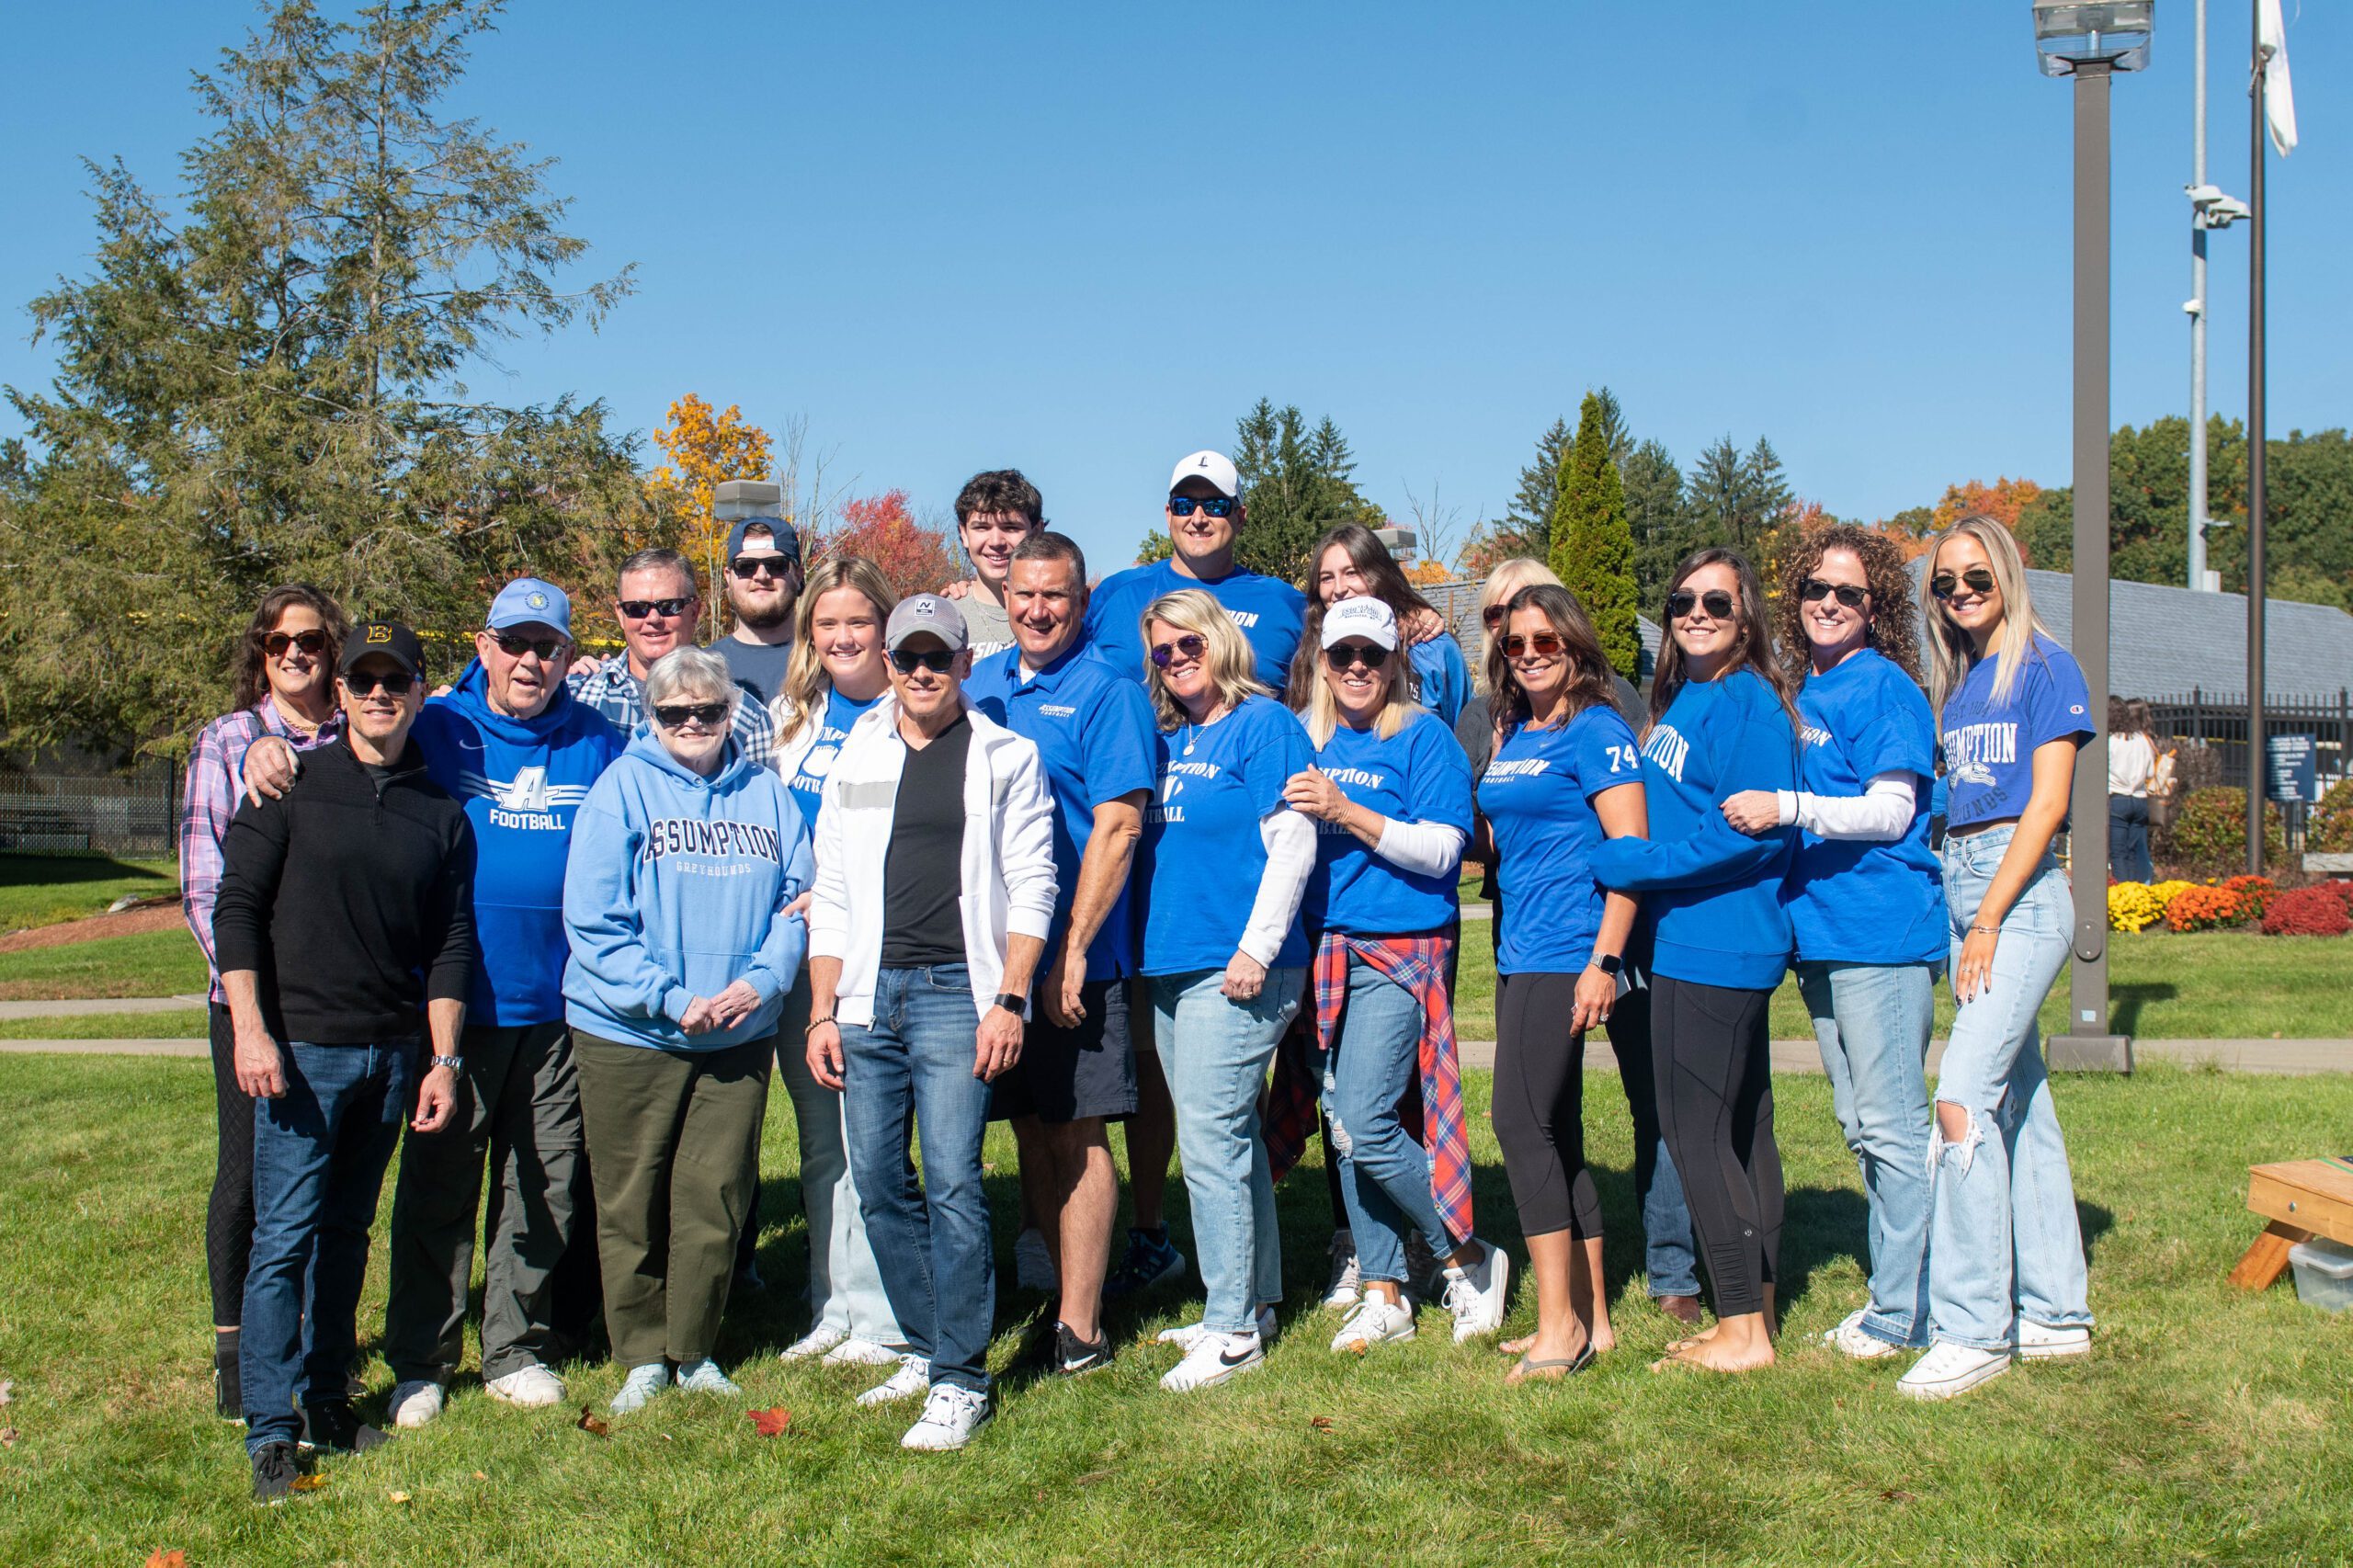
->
[959, 589, 1016, 663]
[713, 636, 796, 707]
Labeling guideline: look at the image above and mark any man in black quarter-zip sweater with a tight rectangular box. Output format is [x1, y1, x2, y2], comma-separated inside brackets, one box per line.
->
[212, 621, 477, 1504]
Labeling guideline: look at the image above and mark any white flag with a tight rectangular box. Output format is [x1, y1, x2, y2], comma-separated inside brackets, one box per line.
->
[2259, 0, 2299, 156]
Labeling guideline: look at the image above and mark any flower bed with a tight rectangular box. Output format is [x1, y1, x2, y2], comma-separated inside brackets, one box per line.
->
[2102, 876, 2348, 938]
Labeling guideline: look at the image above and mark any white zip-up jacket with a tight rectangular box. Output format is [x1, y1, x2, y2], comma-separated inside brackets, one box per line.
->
[807, 694, 1059, 1028]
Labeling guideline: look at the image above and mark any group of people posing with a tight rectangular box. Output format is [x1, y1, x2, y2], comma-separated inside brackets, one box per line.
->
[184, 452, 2098, 1499]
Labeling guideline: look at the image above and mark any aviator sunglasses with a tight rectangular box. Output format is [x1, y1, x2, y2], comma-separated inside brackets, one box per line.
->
[1499, 631, 1564, 660]
[653, 702, 730, 727]
[260, 629, 330, 657]
[1166, 495, 1236, 519]
[1801, 578, 1870, 609]
[1149, 633, 1209, 668]
[1930, 568, 1998, 601]
[1666, 588, 1735, 620]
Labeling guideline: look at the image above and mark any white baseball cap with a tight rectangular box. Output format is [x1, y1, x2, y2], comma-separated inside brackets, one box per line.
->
[1322, 597, 1399, 652]
[1167, 449, 1241, 500]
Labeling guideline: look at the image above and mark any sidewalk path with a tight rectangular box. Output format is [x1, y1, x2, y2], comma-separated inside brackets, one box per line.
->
[0, 994, 207, 1020]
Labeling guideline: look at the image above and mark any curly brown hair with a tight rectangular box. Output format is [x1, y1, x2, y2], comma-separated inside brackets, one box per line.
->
[1773, 524, 1922, 684]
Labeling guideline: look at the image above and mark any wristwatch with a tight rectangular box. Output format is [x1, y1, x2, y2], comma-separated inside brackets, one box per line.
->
[993, 993, 1028, 1015]
[429, 1053, 464, 1072]
[1593, 954, 1623, 976]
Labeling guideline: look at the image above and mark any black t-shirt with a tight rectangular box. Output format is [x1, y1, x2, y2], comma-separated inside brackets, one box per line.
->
[713, 636, 796, 708]
[881, 712, 973, 968]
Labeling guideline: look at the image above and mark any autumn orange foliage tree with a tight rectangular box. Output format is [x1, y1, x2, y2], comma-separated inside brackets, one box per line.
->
[646, 393, 776, 584]
[1932, 477, 2042, 534]
[811, 490, 961, 599]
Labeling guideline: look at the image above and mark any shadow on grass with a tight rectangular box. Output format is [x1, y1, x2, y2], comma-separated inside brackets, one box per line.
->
[0, 852, 171, 888]
[2110, 983, 2178, 1037]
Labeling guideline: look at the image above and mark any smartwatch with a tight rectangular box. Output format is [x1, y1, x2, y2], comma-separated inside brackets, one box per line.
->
[1593, 954, 1623, 977]
[994, 993, 1028, 1015]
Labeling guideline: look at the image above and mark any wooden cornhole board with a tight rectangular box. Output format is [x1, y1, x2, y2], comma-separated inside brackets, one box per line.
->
[2229, 1157, 2353, 1290]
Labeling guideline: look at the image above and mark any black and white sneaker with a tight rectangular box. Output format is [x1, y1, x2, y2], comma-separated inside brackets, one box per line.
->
[249, 1441, 307, 1505]
[1160, 1329, 1264, 1392]
[300, 1398, 389, 1454]
[1051, 1322, 1112, 1377]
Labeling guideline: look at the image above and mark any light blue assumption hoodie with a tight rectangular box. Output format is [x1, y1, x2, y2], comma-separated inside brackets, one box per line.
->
[562, 729, 814, 1051]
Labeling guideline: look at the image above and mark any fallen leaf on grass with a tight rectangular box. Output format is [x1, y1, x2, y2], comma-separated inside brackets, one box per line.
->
[0, 1427, 17, 1449]
[387, 1491, 412, 1505]
[575, 1406, 609, 1437]
[746, 1406, 792, 1437]
[1074, 1470, 1110, 1487]
[1310, 1415, 1336, 1433]
[1881, 1489, 1916, 1504]
[0, 1380, 13, 1405]
[290, 1474, 328, 1492]
[143, 1552, 185, 1568]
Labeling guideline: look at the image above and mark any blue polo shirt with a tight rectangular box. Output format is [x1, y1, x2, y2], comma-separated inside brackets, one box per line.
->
[1086, 558, 1308, 695]
[966, 637, 1158, 979]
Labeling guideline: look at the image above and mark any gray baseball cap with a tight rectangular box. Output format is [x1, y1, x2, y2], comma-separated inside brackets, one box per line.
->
[885, 593, 968, 653]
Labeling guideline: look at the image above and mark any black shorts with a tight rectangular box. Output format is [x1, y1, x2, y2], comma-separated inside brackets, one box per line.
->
[992, 978, 1138, 1124]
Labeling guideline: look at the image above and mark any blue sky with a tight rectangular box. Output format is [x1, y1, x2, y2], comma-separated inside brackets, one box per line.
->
[2, 2, 2345, 574]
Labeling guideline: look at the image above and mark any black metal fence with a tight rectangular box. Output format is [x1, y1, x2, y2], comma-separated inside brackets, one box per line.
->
[2145, 688, 2353, 794]
[0, 768, 179, 857]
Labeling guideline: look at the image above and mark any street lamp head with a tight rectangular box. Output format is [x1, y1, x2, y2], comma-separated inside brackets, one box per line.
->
[2033, 1, 2153, 76]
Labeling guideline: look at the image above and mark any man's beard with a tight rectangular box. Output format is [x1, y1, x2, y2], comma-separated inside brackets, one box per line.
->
[731, 590, 795, 631]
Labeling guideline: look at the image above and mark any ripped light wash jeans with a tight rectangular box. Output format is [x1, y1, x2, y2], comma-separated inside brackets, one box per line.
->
[1927, 824, 2093, 1352]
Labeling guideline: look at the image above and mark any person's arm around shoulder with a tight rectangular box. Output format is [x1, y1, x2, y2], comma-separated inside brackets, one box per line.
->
[1595, 697, 1794, 891]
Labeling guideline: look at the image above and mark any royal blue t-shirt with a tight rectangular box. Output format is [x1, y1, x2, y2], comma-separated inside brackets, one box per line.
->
[1477, 706, 1644, 974]
[781, 687, 881, 826]
[1306, 711, 1472, 937]
[1787, 650, 1945, 967]
[1086, 559, 1308, 695]
[1140, 695, 1314, 974]
[1407, 633, 1472, 728]
[1938, 632, 2094, 832]
[965, 639, 1158, 979]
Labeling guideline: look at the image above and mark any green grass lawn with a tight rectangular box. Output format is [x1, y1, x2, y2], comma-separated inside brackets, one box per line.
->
[3, 1051, 2349, 1565]
[0, 928, 210, 1001]
[0, 855, 178, 933]
[1449, 922, 2353, 1043]
[0, 1008, 210, 1040]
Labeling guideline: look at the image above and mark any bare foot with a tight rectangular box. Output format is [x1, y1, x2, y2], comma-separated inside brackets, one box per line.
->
[1653, 1335, 1776, 1375]
[1663, 1320, 1722, 1356]
[1499, 1333, 1536, 1356]
[1590, 1322, 1618, 1355]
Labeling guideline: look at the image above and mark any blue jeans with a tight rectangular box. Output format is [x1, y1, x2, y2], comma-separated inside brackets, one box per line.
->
[1313, 961, 1452, 1286]
[1929, 825, 2094, 1351]
[2108, 795, 2153, 884]
[242, 1039, 414, 1452]
[1798, 960, 1936, 1347]
[840, 964, 995, 1393]
[775, 969, 903, 1346]
[1152, 967, 1303, 1335]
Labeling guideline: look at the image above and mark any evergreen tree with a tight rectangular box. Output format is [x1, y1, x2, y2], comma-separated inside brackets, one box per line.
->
[1623, 437, 1688, 609]
[1229, 398, 1381, 581]
[1546, 392, 1643, 677]
[1682, 434, 1791, 562]
[0, 0, 641, 756]
[1499, 417, 1572, 557]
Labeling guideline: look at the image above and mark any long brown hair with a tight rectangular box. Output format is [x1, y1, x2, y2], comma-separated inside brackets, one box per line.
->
[1648, 548, 1797, 732]
[1287, 523, 1444, 703]
[232, 585, 349, 711]
[1483, 585, 1618, 730]
[1772, 524, 1923, 683]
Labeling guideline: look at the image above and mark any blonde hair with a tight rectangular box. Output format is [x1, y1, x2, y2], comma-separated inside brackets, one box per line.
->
[775, 555, 897, 745]
[1141, 587, 1266, 732]
[1299, 641, 1416, 746]
[1921, 516, 2049, 716]
[1476, 558, 1564, 695]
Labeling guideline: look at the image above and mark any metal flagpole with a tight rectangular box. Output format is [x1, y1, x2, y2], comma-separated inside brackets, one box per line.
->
[2246, 0, 2268, 874]
[2188, 0, 2210, 592]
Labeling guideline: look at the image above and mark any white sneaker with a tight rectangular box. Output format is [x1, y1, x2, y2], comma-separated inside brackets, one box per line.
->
[1015, 1227, 1059, 1293]
[675, 1358, 741, 1396]
[1824, 1309, 1903, 1361]
[1329, 1296, 1415, 1354]
[1155, 1305, 1277, 1349]
[1440, 1240, 1511, 1343]
[1321, 1231, 1361, 1309]
[855, 1356, 932, 1407]
[484, 1362, 565, 1407]
[822, 1336, 906, 1368]
[2016, 1320, 2091, 1360]
[389, 1379, 443, 1429]
[609, 1362, 672, 1415]
[1897, 1341, 2013, 1401]
[781, 1325, 848, 1362]
[1160, 1330, 1264, 1392]
[899, 1384, 993, 1450]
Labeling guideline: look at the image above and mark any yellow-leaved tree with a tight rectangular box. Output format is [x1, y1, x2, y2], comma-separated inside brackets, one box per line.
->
[646, 394, 776, 587]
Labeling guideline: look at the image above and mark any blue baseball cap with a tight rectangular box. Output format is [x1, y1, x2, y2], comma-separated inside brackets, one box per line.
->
[487, 577, 573, 640]
[726, 517, 801, 564]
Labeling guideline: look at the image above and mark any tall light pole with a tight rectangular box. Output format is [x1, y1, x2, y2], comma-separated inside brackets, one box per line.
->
[2186, 0, 2249, 593]
[2035, 1, 2150, 1074]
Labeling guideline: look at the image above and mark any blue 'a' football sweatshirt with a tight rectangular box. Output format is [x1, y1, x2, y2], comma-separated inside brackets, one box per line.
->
[1590, 667, 1798, 990]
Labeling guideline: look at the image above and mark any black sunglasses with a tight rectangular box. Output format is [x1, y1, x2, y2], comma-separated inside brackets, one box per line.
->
[1481, 605, 1509, 631]
[1667, 588, 1736, 620]
[1324, 641, 1388, 673]
[1500, 632, 1564, 660]
[261, 629, 330, 657]
[616, 597, 693, 619]
[1930, 568, 1998, 601]
[1801, 578, 1870, 609]
[1167, 495, 1236, 518]
[730, 556, 796, 580]
[653, 702, 730, 727]
[889, 647, 957, 675]
[490, 631, 566, 660]
[341, 669, 415, 697]
[1149, 633, 1209, 668]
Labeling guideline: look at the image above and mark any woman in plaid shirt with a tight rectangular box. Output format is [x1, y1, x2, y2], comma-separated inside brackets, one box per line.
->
[179, 584, 350, 1419]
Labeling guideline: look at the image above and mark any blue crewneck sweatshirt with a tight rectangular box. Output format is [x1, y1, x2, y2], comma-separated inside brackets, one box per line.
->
[1591, 667, 1798, 990]
[412, 659, 624, 1025]
[562, 729, 814, 1051]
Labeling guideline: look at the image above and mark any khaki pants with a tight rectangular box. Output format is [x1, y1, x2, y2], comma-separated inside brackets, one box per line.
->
[574, 1030, 772, 1369]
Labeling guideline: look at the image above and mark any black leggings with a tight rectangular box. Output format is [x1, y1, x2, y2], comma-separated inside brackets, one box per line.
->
[206, 1004, 255, 1327]
[1492, 971, 1602, 1241]
[1651, 973, 1781, 1317]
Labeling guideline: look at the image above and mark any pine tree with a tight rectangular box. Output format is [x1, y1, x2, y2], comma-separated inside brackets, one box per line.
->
[1501, 417, 1572, 555]
[1623, 437, 1689, 609]
[1229, 399, 1381, 581]
[1546, 392, 1643, 677]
